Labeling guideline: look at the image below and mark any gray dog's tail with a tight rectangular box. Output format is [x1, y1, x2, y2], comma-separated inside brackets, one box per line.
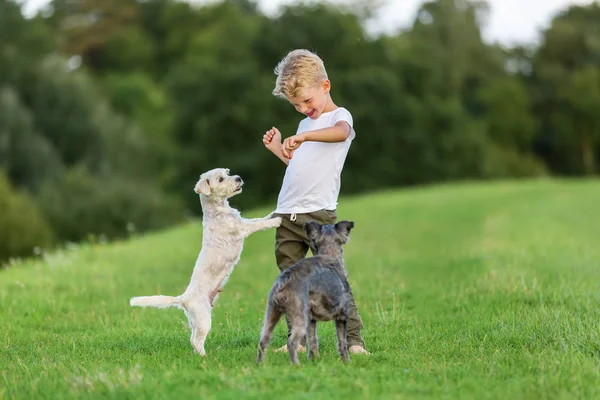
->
[130, 295, 182, 309]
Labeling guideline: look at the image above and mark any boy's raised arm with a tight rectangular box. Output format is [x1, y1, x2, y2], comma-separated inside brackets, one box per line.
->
[302, 121, 351, 142]
[281, 121, 351, 158]
[263, 127, 290, 165]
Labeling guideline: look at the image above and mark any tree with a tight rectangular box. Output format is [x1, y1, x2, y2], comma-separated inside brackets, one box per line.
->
[0, 0, 56, 92]
[561, 66, 600, 175]
[478, 77, 537, 152]
[164, 1, 279, 211]
[532, 2, 600, 175]
[0, 170, 54, 263]
[0, 87, 63, 192]
[45, 0, 141, 71]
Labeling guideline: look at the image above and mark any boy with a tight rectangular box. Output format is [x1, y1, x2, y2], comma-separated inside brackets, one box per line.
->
[262, 49, 369, 355]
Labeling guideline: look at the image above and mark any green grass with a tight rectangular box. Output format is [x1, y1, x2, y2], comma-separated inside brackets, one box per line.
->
[2, 178, 600, 399]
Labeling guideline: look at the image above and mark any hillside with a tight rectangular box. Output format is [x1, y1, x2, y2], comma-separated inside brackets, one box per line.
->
[2, 179, 600, 399]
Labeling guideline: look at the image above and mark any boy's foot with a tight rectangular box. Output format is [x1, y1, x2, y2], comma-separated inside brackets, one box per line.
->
[274, 344, 369, 355]
[274, 344, 307, 353]
[349, 345, 371, 355]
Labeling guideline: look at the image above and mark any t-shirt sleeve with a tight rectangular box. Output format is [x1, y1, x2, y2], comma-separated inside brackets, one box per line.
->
[333, 108, 355, 141]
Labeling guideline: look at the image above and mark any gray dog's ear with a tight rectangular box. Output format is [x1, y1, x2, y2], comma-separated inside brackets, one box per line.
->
[335, 221, 354, 240]
[194, 177, 211, 195]
[303, 221, 322, 240]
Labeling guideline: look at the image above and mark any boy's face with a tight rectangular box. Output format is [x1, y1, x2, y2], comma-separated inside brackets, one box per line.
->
[286, 80, 331, 120]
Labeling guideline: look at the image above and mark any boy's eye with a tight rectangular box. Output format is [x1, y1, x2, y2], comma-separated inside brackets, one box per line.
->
[304, 99, 311, 103]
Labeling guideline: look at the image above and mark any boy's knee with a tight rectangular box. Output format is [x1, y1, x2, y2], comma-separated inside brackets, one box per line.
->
[275, 251, 297, 271]
[274, 222, 308, 271]
[275, 239, 306, 271]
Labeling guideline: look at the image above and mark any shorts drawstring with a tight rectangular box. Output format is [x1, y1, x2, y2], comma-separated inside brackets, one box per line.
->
[290, 213, 297, 222]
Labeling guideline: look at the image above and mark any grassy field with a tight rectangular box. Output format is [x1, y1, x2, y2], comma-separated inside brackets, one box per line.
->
[2, 178, 600, 399]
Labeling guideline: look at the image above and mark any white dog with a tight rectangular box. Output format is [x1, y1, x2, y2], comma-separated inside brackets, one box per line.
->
[130, 168, 282, 356]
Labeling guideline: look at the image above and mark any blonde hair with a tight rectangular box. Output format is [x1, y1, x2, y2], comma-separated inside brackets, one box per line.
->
[272, 49, 329, 99]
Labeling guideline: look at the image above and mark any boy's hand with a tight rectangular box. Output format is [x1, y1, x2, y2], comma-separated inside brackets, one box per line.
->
[263, 127, 290, 165]
[263, 127, 282, 154]
[282, 133, 306, 159]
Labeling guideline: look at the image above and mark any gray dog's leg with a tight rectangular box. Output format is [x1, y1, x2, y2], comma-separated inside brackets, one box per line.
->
[307, 319, 319, 360]
[336, 319, 350, 362]
[256, 304, 282, 364]
[287, 312, 308, 365]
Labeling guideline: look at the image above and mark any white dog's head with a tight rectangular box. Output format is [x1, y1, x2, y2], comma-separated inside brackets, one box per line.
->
[194, 168, 244, 198]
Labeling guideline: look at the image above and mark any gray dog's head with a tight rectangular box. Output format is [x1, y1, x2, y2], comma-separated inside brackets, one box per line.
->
[303, 220, 354, 258]
[194, 168, 243, 198]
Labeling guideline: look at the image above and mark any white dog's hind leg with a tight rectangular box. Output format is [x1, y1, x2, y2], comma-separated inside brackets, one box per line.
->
[186, 300, 212, 356]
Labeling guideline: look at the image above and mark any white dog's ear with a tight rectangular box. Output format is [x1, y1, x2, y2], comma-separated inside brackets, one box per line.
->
[195, 178, 211, 195]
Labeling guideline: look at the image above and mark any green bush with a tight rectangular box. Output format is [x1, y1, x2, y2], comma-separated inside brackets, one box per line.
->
[482, 143, 549, 178]
[0, 170, 54, 263]
[37, 166, 185, 243]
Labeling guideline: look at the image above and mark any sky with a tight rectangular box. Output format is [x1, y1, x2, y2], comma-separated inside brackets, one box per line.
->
[21, 0, 597, 46]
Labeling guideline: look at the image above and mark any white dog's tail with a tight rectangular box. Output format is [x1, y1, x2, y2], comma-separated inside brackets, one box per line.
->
[130, 295, 182, 309]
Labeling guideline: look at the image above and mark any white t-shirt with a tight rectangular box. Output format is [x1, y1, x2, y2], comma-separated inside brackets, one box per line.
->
[275, 107, 356, 214]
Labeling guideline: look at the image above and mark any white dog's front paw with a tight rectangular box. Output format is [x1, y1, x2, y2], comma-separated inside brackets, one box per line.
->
[272, 217, 282, 227]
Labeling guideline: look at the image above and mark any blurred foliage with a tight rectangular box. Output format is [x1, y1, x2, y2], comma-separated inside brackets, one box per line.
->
[37, 166, 184, 243]
[1, 0, 599, 261]
[0, 170, 54, 262]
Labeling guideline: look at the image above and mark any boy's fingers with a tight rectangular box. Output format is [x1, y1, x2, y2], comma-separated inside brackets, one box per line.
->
[284, 140, 299, 151]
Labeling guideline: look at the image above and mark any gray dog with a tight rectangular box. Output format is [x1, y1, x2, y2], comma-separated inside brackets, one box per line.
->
[256, 220, 355, 365]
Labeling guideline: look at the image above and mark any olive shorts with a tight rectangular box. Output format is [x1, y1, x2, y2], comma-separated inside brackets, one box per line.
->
[272, 209, 365, 348]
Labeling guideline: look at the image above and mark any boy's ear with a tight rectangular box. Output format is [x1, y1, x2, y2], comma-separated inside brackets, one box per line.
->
[194, 177, 211, 195]
[322, 79, 331, 93]
[303, 221, 322, 241]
